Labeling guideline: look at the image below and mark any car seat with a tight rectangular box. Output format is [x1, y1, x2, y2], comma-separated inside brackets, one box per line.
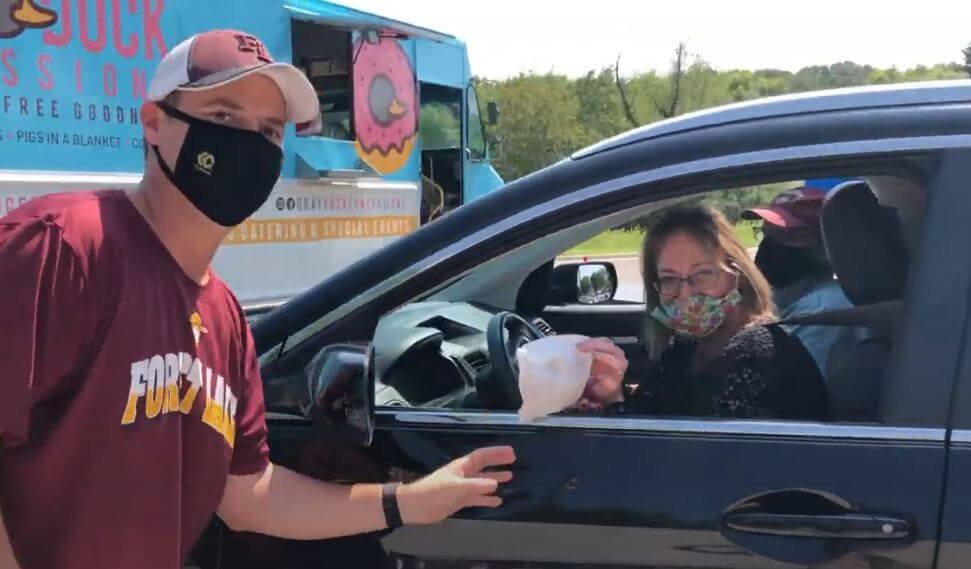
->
[816, 180, 911, 421]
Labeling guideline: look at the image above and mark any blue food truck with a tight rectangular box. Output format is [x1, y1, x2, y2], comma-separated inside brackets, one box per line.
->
[0, 0, 504, 306]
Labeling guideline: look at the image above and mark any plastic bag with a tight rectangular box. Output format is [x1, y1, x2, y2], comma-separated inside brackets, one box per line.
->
[516, 334, 593, 423]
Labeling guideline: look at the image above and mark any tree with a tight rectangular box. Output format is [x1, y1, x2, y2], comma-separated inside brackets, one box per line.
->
[485, 73, 587, 181]
[653, 43, 688, 118]
[474, 56, 964, 185]
[614, 54, 641, 128]
[615, 42, 689, 127]
[579, 276, 593, 298]
[590, 269, 608, 292]
[574, 67, 628, 144]
[418, 103, 461, 150]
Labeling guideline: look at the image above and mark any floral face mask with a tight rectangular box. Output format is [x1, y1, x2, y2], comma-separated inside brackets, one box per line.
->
[651, 289, 743, 338]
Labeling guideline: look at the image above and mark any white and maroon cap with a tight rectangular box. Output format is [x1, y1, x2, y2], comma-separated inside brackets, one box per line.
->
[147, 29, 319, 124]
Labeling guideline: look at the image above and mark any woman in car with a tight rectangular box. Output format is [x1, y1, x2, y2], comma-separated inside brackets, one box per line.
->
[578, 205, 829, 420]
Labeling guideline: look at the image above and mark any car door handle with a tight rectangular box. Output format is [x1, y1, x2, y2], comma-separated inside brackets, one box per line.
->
[723, 512, 911, 540]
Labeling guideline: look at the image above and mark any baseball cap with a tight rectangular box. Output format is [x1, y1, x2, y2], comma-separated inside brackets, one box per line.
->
[742, 187, 827, 229]
[147, 29, 319, 124]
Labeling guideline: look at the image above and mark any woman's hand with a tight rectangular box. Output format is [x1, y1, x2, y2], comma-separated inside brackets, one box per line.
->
[577, 337, 629, 406]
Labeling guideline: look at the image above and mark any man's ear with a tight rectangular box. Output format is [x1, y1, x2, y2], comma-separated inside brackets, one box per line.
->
[141, 102, 162, 148]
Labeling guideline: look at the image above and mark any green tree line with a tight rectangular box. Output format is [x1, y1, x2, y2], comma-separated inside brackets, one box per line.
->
[474, 47, 970, 183]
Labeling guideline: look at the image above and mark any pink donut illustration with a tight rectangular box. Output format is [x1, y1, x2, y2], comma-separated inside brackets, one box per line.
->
[353, 37, 417, 173]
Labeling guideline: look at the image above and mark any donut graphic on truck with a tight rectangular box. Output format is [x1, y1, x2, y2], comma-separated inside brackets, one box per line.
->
[0, 0, 57, 39]
[353, 36, 418, 175]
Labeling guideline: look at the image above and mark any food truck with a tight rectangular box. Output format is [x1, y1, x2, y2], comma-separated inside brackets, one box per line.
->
[0, 0, 504, 306]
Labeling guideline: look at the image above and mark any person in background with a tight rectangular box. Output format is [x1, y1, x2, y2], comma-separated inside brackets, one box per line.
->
[742, 187, 860, 377]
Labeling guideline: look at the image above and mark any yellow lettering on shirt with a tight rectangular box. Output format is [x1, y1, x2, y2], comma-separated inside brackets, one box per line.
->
[202, 374, 226, 432]
[221, 392, 238, 449]
[179, 355, 203, 414]
[121, 352, 239, 447]
[162, 353, 181, 414]
[121, 360, 149, 425]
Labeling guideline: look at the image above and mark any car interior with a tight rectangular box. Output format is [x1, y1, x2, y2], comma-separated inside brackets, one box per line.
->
[362, 174, 927, 424]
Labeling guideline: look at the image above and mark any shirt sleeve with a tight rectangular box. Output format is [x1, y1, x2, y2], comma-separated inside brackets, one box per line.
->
[0, 217, 90, 447]
[229, 320, 271, 475]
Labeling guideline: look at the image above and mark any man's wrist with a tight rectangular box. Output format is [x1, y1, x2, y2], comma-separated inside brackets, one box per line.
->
[381, 482, 404, 529]
[394, 481, 430, 526]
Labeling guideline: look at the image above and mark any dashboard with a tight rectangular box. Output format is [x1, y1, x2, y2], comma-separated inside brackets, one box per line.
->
[372, 301, 555, 408]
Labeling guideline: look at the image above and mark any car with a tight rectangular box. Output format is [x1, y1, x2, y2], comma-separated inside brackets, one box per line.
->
[190, 79, 971, 569]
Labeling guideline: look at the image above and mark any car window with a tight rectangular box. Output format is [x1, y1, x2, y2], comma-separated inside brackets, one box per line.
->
[370, 176, 928, 427]
[556, 186, 786, 304]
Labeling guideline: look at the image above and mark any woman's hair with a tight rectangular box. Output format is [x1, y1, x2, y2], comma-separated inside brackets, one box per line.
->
[642, 205, 776, 359]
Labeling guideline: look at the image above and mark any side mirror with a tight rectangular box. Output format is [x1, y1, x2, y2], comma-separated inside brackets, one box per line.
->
[305, 343, 375, 447]
[486, 132, 502, 160]
[487, 101, 500, 125]
[548, 262, 618, 305]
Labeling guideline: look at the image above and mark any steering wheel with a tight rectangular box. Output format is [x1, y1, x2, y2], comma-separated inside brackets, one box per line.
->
[477, 312, 544, 409]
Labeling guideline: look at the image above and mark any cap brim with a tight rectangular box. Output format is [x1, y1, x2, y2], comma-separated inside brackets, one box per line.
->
[179, 62, 320, 124]
[741, 207, 810, 229]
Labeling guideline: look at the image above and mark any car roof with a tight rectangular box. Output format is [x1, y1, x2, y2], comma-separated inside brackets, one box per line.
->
[572, 79, 971, 160]
[254, 80, 971, 353]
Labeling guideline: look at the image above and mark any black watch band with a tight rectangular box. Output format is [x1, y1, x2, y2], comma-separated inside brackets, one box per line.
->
[381, 483, 404, 528]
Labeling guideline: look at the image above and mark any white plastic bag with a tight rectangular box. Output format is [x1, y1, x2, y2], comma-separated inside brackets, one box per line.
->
[516, 334, 593, 423]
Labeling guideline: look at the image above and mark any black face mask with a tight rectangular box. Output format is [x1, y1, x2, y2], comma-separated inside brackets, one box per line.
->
[152, 102, 283, 227]
[755, 236, 833, 289]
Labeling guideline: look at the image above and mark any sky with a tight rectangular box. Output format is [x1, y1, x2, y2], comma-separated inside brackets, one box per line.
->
[343, 1, 971, 79]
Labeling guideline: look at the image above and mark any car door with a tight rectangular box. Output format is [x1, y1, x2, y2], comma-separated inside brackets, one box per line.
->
[925, 151, 971, 569]
[197, 113, 970, 568]
[371, 150, 966, 568]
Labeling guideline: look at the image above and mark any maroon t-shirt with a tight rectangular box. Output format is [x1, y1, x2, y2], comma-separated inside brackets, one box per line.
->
[0, 190, 270, 569]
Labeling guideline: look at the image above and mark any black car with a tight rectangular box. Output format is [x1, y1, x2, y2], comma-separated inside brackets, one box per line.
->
[192, 80, 971, 569]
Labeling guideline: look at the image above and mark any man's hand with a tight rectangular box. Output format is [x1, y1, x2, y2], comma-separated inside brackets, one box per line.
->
[397, 446, 515, 525]
[219, 446, 516, 540]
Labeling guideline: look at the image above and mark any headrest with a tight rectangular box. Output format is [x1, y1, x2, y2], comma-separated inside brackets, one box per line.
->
[821, 181, 910, 306]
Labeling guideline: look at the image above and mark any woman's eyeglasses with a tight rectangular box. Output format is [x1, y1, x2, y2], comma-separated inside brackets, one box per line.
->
[654, 268, 733, 297]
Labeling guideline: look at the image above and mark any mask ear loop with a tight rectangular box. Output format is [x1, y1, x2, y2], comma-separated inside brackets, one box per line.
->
[149, 101, 190, 184]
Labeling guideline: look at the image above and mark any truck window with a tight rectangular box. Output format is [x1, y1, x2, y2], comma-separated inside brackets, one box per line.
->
[419, 83, 462, 150]
[291, 20, 354, 141]
[420, 83, 464, 214]
[467, 86, 487, 160]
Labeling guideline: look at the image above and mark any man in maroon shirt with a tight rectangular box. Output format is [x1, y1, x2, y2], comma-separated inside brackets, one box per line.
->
[0, 29, 515, 569]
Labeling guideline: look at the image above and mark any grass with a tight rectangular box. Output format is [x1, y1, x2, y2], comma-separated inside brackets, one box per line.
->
[565, 222, 763, 257]
[735, 221, 762, 248]
[566, 230, 644, 257]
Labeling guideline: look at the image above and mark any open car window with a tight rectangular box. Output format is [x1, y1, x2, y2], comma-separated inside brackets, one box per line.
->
[372, 174, 928, 426]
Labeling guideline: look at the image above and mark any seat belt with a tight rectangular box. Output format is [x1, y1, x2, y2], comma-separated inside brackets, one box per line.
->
[776, 300, 903, 336]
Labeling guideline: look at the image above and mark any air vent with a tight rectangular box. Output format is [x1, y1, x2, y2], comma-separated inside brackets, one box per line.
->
[532, 318, 555, 336]
[464, 351, 490, 373]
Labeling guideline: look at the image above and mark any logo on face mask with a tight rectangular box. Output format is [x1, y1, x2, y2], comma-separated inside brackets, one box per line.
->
[195, 152, 216, 175]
